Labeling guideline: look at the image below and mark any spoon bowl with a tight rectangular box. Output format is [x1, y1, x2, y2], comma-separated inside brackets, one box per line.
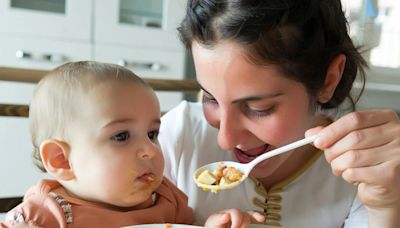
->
[193, 135, 318, 193]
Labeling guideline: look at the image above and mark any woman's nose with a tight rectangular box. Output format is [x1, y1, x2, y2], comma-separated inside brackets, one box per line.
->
[217, 111, 242, 150]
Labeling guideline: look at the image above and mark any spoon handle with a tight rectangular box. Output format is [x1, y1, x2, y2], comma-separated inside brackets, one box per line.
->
[248, 135, 318, 170]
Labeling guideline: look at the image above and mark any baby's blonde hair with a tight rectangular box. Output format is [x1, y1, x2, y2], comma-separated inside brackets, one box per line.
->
[29, 61, 148, 172]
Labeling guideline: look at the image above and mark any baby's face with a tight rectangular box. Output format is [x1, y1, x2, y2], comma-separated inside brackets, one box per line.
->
[65, 80, 164, 209]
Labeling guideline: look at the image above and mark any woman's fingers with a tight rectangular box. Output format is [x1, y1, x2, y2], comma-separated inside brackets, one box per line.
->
[306, 109, 400, 217]
[329, 147, 382, 176]
[324, 121, 396, 163]
[313, 110, 397, 149]
[342, 160, 400, 208]
[306, 110, 399, 169]
[328, 137, 399, 176]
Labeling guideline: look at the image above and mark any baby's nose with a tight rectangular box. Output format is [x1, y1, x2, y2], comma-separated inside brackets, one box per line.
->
[137, 143, 158, 160]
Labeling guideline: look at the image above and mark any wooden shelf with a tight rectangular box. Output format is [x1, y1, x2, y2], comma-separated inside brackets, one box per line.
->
[0, 66, 199, 92]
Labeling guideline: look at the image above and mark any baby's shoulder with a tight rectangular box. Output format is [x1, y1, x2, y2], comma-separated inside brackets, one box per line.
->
[4, 191, 68, 227]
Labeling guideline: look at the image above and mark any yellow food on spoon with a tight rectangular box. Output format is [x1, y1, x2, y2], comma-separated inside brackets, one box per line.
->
[196, 162, 244, 193]
[196, 169, 217, 185]
[219, 177, 231, 186]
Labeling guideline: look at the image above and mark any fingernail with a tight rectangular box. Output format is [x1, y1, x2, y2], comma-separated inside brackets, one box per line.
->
[314, 136, 323, 147]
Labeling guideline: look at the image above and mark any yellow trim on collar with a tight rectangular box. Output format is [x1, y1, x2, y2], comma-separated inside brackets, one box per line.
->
[270, 150, 323, 192]
[250, 150, 323, 192]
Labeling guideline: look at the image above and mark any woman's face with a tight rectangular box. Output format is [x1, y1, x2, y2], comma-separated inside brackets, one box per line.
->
[192, 41, 320, 178]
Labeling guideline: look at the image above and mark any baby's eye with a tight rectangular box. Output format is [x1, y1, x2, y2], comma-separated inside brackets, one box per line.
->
[148, 130, 159, 141]
[111, 131, 130, 142]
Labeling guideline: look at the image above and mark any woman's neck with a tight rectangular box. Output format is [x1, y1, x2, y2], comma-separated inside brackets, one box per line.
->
[257, 145, 320, 190]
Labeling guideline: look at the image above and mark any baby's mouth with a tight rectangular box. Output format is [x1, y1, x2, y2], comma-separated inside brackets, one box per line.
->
[234, 144, 270, 163]
[137, 173, 156, 184]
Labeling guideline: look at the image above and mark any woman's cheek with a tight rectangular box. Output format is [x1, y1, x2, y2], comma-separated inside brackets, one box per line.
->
[256, 116, 300, 145]
[203, 105, 220, 128]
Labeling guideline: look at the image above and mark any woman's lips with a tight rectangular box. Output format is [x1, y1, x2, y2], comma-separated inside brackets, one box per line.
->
[233, 144, 269, 163]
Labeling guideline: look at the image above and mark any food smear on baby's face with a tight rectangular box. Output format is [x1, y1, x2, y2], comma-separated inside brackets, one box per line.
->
[196, 163, 243, 193]
[138, 173, 155, 184]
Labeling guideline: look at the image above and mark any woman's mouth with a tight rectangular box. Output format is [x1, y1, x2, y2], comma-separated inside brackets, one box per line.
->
[233, 144, 270, 163]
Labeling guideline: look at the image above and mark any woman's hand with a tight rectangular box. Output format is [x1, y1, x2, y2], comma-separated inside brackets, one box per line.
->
[306, 109, 400, 227]
[204, 208, 265, 228]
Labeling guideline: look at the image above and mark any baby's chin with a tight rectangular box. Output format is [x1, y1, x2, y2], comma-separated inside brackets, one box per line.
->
[119, 178, 163, 209]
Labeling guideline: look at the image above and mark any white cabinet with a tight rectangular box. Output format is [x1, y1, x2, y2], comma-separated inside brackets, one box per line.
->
[94, 44, 185, 79]
[0, 0, 91, 42]
[94, 44, 186, 111]
[94, 0, 186, 50]
[93, 0, 188, 111]
[0, 0, 93, 70]
[0, 36, 92, 70]
[0, 0, 188, 78]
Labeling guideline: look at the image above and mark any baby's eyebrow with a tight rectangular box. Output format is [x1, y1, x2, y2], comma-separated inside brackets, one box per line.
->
[102, 118, 136, 129]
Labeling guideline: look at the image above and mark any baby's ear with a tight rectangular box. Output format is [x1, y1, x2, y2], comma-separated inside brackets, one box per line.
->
[40, 140, 75, 181]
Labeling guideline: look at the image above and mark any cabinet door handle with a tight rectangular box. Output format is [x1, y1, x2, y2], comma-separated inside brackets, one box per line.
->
[118, 60, 163, 71]
[15, 50, 32, 59]
[16, 50, 68, 63]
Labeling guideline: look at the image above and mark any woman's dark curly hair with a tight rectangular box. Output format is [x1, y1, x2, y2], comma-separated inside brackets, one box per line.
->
[178, 0, 367, 110]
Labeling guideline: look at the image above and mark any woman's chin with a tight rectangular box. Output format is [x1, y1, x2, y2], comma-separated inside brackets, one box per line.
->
[249, 159, 280, 178]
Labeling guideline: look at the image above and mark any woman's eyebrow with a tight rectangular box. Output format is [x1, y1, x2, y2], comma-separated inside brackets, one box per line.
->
[196, 81, 208, 94]
[232, 93, 283, 104]
[197, 81, 283, 103]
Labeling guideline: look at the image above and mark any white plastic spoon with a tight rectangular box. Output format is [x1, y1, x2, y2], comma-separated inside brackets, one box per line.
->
[193, 135, 318, 193]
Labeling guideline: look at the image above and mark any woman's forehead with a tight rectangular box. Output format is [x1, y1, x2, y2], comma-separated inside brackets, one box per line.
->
[194, 43, 284, 82]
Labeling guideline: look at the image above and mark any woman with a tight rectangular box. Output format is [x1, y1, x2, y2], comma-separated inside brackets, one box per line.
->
[159, 0, 400, 227]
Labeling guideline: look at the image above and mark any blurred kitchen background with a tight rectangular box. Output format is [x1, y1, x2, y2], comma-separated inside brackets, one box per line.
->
[0, 0, 399, 220]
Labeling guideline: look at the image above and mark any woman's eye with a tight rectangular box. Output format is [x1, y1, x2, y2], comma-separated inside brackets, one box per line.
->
[245, 106, 275, 118]
[148, 130, 159, 141]
[202, 93, 218, 105]
[111, 131, 130, 142]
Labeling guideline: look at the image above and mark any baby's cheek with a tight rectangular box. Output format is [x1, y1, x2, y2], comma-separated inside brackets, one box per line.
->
[98, 164, 130, 187]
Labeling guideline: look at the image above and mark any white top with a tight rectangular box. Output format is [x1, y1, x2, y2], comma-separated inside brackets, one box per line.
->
[159, 101, 368, 227]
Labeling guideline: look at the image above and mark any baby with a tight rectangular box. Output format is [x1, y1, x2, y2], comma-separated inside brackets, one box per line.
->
[1, 61, 263, 228]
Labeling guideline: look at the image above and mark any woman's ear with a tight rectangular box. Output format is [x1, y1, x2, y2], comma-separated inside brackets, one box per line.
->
[40, 140, 75, 181]
[318, 54, 346, 103]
